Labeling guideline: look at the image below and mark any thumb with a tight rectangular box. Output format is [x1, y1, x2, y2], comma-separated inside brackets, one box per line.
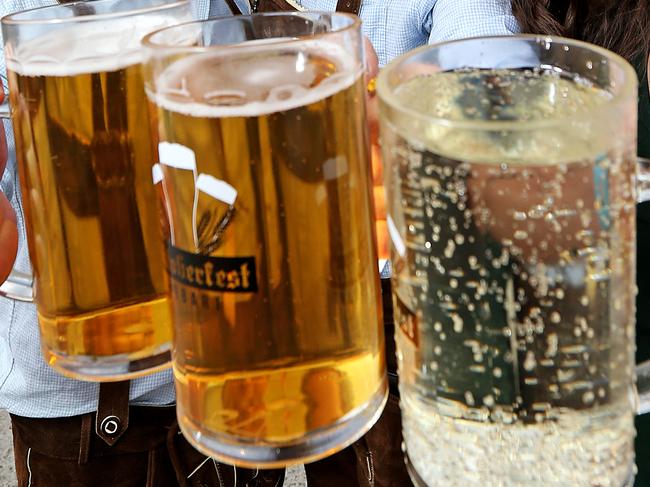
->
[0, 192, 18, 284]
[363, 37, 379, 88]
[0, 86, 5, 177]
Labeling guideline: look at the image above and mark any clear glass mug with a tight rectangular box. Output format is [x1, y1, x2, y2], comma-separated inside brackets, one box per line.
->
[378, 35, 650, 486]
[143, 13, 387, 467]
[0, 0, 192, 380]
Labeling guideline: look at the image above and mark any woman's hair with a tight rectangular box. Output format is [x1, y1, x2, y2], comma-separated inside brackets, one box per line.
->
[512, 0, 650, 63]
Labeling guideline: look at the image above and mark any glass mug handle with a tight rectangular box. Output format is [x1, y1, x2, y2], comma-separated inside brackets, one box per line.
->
[0, 94, 33, 302]
[637, 157, 650, 414]
[638, 361, 650, 415]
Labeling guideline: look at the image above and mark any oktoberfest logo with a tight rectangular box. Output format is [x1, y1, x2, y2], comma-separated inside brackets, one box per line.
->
[155, 141, 258, 293]
[168, 246, 258, 293]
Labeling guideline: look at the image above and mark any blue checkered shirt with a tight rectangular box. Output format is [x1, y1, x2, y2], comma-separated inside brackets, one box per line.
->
[0, 0, 518, 417]
[203, 0, 520, 66]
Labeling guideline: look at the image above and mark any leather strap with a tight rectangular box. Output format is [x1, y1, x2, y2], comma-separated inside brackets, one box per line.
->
[95, 381, 131, 446]
[253, 0, 361, 14]
[336, 0, 361, 14]
[256, 0, 299, 12]
[225, 0, 245, 15]
[78, 414, 92, 464]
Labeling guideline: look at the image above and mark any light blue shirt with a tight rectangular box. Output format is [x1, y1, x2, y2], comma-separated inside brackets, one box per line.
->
[201, 0, 520, 66]
[0, 0, 518, 418]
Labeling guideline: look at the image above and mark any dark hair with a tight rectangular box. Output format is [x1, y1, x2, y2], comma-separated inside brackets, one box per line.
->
[512, 0, 650, 64]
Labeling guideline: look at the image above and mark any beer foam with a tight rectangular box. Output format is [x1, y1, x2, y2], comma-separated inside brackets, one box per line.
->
[6, 15, 190, 77]
[150, 41, 362, 118]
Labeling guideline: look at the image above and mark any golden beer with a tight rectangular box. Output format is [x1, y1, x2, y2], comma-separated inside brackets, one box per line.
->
[3, 3, 191, 380]
[147, 23, 387, 466]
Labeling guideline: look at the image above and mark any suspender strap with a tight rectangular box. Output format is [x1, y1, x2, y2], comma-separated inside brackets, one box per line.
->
[250, 0, 361, 15]
[225, 0, 245, 15]
[78, 414, 93, 464]
[95, 380, 131, 446]
[336, 0, 361, 14]
[256, 0, 300, 12]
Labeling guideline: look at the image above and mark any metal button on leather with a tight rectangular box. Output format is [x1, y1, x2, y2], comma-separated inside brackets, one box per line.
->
[100, 415, 121, 436]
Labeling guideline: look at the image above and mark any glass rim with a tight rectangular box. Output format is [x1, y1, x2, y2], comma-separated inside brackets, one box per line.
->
[142, 11, 361, 52]
[1, 0, 189, 26]
[376, 34, 638, 132]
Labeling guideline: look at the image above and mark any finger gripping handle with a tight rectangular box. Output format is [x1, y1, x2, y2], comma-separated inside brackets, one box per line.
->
[0, 270, 33, 302]
[0, 96, 9, 119]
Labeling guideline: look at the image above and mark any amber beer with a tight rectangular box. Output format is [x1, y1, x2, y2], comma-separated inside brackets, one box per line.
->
[2, 2, 191, 380]
[146, 15, 387, 467]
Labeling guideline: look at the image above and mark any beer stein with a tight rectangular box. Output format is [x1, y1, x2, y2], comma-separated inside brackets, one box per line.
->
[0, 0, 192, 380]
[143, 13, 387, 467]
[378, 35, 650, 486]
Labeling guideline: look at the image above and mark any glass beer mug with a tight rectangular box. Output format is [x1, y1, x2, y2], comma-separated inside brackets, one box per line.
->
[0, 0, 192, 380]
[378, 36, 650, 486]
[143, 13, 387, 467]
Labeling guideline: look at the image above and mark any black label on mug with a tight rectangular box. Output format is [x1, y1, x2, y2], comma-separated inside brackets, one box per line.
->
[168, 246, 258, 293]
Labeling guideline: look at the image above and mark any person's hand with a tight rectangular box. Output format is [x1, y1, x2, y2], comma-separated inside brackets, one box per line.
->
[365, 48, 441, 261]
[0, 89, 18, 284]
[364, 38, 389, 259]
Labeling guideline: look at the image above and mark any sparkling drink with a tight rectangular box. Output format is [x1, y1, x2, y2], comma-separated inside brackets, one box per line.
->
[379, 39, 638, 487]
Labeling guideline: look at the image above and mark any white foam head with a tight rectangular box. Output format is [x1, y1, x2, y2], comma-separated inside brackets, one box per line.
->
[6, 14, 191, 77]
[150, 40, 362, 118]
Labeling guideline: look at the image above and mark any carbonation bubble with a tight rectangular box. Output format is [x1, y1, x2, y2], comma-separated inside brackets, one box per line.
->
[524, 351, 537, 371]
[465, 391, 475, 406]
[452, 314, 464, 333]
